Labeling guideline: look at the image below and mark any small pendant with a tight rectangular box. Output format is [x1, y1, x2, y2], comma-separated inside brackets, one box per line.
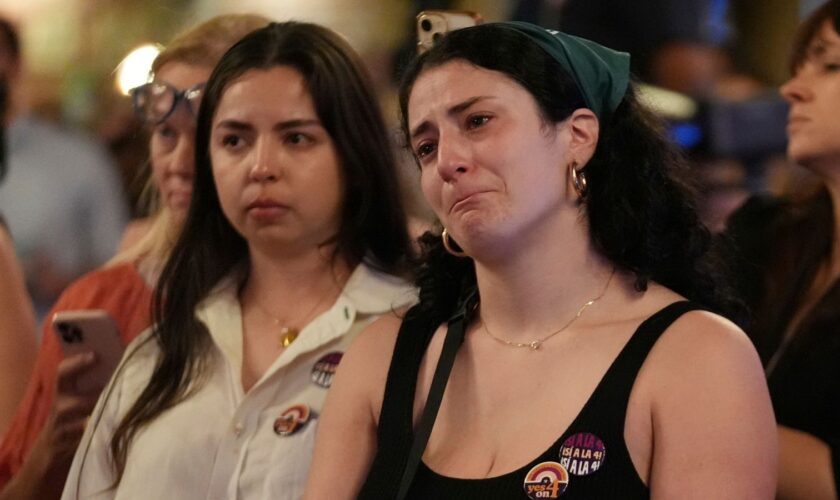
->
[529, 340, 541, 350]
[279, 327, 299, 348]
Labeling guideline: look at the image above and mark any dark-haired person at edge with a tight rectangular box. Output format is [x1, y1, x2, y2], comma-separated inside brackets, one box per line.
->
[0, 75, 38, 441]
[62, 21, 415, 500]
[306, 22, 776, 499]
[0, 14, 269, 500]
[725, 1, 840, 498]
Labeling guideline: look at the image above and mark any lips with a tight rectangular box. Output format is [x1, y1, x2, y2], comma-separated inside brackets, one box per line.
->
[786, 115, 809, 134]
[246, 198, 290, 219]
[167, 189, 191, 209]
[448, 189, 494, 215]
[247, 198, 286, 210]
[787, 112, 810, 125]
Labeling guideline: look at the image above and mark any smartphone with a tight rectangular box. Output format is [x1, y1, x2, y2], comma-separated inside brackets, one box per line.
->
[416, 10, 482, 54]
[52, 310, 125, 392]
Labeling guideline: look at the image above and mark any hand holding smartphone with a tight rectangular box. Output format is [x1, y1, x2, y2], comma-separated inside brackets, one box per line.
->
[52, 310, 124, 393]
[416, 10, 482, 54]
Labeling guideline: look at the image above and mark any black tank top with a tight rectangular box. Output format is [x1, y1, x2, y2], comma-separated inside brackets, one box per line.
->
[359, 301, 703, 499]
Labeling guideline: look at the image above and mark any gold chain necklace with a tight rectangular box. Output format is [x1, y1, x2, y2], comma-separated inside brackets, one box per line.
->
[251, 289, 333, 348]
[481, 269, 615, 351]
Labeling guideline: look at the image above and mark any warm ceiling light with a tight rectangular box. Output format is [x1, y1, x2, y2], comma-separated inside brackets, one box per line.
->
[115, 44, 161, 96]
[637, 83, 698, 120]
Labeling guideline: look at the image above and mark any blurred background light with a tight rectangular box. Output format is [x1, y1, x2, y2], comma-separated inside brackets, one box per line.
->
[115, 43, 160, 96]
[638, 83, 698, 121]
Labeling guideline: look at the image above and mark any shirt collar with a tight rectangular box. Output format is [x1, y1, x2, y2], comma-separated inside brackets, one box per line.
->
[339, 261, 416, 314]
[193, 262, 416, 380]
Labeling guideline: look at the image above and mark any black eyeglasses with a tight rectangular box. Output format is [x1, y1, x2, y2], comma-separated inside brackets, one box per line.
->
[130, 81, 205, 125]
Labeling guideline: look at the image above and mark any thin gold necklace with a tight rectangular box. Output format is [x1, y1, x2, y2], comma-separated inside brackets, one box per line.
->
[481, 269, 615, 351]
[250, 289, 334, 348]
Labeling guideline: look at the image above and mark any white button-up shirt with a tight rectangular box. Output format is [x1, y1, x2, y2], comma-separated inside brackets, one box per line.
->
[62, 263, 416, 500]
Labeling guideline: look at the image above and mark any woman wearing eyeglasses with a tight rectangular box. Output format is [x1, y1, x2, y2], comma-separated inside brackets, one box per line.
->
[0, 14, 268, 500]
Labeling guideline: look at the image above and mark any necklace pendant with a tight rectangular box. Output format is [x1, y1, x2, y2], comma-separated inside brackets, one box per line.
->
[529, 340, 541, 350]
[279, 327, 300, 348]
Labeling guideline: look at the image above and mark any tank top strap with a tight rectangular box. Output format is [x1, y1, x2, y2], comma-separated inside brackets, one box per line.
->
[582, 300, 706, 430]
[358, 305, 444, 498]
[375, 288, 478, 444]
[361, 289, 479, 499]
[374, 308, 434, 451]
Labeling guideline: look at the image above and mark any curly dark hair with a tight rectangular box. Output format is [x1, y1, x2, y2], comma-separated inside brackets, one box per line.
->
[399, 24, 741, 326]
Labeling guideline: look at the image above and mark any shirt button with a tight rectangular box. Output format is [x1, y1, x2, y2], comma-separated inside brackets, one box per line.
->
[233, 422, 244, 436]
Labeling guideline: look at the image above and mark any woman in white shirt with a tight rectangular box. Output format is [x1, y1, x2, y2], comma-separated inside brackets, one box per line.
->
[62, 21, 416, 500]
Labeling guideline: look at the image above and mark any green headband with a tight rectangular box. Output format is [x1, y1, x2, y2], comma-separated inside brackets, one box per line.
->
[488, 21, 630, 120]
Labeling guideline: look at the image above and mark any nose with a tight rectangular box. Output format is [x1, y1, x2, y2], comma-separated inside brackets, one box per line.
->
[170, 135, 195, 178]
[780, 70, 812, 104]
[435, 131, 471, 182]
[249, 137, 280, 183]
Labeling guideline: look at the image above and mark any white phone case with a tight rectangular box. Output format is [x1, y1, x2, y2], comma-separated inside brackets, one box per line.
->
[417, 10, 482, 54]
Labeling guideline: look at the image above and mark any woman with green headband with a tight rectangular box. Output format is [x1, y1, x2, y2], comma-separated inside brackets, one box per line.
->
[306, 22, 776, 499]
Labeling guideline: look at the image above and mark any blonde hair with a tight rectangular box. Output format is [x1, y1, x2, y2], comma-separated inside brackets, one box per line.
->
[152, 14, 270, 74]
[110, 13, 270, 277]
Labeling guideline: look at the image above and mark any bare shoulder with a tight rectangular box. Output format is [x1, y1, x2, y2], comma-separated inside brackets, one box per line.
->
[636, 301, 777, 497]
[336, 310, 405, 421]
[630, 282, 757, 369]
[653, 308, 758, 370]
[345, 309, 404, 366]
[0, 225, 18, 267]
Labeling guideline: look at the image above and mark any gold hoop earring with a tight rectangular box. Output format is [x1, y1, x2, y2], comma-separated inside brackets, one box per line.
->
[441, 228, 468, 257]
[569, 161, 588, 199]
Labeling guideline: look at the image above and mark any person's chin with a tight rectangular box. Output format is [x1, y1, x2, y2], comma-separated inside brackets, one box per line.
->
[169, 204, 190, 223]
[787, 146, 840, 176]
[168, 194, 192, 212]
[786, 141, 815, 165]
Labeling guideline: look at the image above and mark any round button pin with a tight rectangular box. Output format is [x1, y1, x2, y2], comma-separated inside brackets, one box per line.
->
[273, 404, 312, 436]
[558, 432, 606, 476]
[523, 461, 569, 499]
[311, 351, 344, 388]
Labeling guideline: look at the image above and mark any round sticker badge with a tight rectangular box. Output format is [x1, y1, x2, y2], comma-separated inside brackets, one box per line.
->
[311, 351, 343, 388]
[523, 461, 569, 499]
[558, 432, 606, 476]
[273, 404, 312, 436]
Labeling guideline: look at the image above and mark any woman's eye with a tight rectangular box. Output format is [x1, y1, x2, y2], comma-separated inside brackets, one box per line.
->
[414, 142, 436, 160]
[466, 115, 491, 130]
[824, 63, 840, 72]
[221, 134, 242, 148]
[156, 126, 177, 140]
[285, 132, 312, 146]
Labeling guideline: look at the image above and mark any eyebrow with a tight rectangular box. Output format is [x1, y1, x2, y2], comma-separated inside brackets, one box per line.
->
[409, 95, 496, 140]
[807, 39, 828, 57]
[214, 118, 322, 132]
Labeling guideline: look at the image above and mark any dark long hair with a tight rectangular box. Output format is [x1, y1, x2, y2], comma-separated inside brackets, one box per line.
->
[110, 22, 413, 480]
[399, 24, 739, 325]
